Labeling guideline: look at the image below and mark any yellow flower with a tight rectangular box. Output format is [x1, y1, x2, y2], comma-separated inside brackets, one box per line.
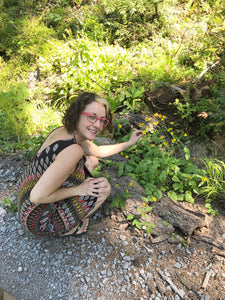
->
[160, 136, 165, 139]
[145, 117, 151, 121]
[139, 123, 144, 127]
[158, 114, 162, 118]
[167, 128, 173, 132]
[153, 197, 157, 202]
[154, 113, 159, 117]
[154, 121, 159, 126]
[126, 190, 129, 193]
[170, 122, 174, 125]
[184, 133, 188, 137]
[118, 124, 122, 128]
[129, 182, 133, 187]
[121, 152, 124, 155]
[125, 155, 128, 159]
[189, 176, 193, 179]
[193, 157, 196, 160]
[170, 132, 174, 135]
[142, 203, 146, 206]
[151, 144, 155, 147]
[163, 142, 168, 146]
[142, 130, 147, 135]
[172, 138, 176, 143]
[202, 177, 206, 181]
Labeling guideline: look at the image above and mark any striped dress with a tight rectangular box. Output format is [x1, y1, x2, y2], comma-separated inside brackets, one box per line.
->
[17, 139, 97, 236]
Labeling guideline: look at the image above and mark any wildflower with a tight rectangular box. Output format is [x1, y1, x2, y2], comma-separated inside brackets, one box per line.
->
[120, 152, 124, 155]
[142, 203, 146, 206]
[142, 130, 147, 135]
[172, 138, 176, 143]
[154, 113, 159, 117]
[129, 182, 133, 187]
[118, 124, 122, 128]
[184, 133, 188, 137]
[139, 123, 144, 127]
[170, 121, 174, 125]
[115, 184, 118, 188]
[163, 142, 168, 146]
[154, 121, 159, 126]
[184, 236, 187, 240]
[151, 144, 155, 147]
[160, 136, 165, 139]
[193, 157, 196, 160]
[201, 177, 207, 181]
[153, 197, 157, 202]
[125, 155, 128, 159]
[167, 128, 173, 132]
[126, 190, 129, 193]
[170, 132, 174, 135]
[145, 117, 151, 121]
[158, 114, 162, 118]
[189, 176, 193, 179]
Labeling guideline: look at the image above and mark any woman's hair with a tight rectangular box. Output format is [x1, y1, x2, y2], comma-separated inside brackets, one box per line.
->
[62, 92, 113, 134]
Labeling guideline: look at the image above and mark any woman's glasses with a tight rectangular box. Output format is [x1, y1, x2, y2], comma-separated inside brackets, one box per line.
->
[82, 112, 109, 127]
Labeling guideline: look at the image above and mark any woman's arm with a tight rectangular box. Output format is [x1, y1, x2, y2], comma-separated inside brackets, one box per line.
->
[30, 144, 105, 204]
[82, 130, 143, 158]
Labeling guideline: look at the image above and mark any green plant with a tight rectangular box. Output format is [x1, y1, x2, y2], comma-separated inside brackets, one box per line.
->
[198, 159, 225, 211]
[116, 116, 201, 203]
[1, 197, 17, 212]
[127, 204, 155, 234]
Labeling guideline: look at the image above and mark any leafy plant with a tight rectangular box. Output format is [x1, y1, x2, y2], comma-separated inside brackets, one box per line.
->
[1, 197, 17, 212]
[198, 159, 225, 203]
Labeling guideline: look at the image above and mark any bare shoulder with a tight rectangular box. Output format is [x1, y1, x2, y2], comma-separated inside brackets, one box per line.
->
[81, 140, 99, 155]
[56, 143, 84, 162]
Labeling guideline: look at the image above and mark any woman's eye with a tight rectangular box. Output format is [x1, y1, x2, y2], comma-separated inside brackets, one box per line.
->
[88, 115, 97, 122]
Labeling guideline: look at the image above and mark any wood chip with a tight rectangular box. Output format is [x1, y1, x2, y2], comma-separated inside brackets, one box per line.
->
[202, 269, 212, 289]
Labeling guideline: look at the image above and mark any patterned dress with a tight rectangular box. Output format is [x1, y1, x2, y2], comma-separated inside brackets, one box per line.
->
[17, 139, 97, 236]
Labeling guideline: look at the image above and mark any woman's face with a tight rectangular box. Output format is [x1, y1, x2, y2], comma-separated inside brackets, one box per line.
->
[76, 102, 107, 142]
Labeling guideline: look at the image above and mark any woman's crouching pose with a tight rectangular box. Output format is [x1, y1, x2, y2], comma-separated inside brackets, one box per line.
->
[17, 92, 143, 237]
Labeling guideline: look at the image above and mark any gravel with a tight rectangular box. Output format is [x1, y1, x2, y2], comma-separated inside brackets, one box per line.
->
[1, 153, 225, 299]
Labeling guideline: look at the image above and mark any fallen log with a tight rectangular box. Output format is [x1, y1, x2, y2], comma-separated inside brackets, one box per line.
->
[153, 196, 207, 236]
[194, 233, 225, 250]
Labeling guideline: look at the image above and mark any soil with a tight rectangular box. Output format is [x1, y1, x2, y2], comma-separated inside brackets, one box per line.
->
[0, 85, 225, 299]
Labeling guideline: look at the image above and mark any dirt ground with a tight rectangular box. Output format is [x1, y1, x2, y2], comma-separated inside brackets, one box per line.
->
[0, 84, 225, 299]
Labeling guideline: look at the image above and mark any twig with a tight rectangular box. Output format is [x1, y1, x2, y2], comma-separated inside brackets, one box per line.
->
[197, 59, 221, 82]
[202, 269, 212, 289]
[157, 267, 186, 299]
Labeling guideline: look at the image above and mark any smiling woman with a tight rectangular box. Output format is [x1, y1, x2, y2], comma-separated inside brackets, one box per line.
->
[17, 92, 143, 237]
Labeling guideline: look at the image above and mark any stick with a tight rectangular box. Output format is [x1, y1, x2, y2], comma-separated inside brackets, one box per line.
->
[202, 269, 212, 289]
[157, 268, 185, 299]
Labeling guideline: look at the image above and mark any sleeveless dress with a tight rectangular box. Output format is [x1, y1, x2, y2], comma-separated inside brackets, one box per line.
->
[17, 139, 97, 237]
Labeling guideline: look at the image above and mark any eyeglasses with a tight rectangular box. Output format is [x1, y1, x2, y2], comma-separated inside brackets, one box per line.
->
[82, 112, 109, 127]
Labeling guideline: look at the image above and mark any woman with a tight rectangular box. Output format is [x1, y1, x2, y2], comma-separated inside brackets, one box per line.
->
[17, 92, 143, 237]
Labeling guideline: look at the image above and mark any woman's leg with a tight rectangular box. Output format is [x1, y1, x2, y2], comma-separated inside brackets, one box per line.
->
[62, 156, 111, 236]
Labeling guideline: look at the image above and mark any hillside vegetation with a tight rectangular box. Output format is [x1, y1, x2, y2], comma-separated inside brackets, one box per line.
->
[0, 0, 225, 219]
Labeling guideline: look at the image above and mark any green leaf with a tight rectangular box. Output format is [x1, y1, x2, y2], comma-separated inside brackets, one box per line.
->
[127, 214, 135, 220]
[184, 147, 190, 160]
[168, 190, 178, 201]
[132, 219, 142, 230]
[184, 191, 195, 203]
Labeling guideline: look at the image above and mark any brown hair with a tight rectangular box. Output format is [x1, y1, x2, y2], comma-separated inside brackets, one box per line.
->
[62, 92, 113, 134]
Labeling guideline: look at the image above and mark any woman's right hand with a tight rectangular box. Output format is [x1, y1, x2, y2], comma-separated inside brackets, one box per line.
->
[77, 177, 110, 198]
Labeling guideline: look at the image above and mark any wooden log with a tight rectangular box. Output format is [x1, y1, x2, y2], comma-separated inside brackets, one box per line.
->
[153, 196, 206, 236]
[194, 233, 225, 250]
